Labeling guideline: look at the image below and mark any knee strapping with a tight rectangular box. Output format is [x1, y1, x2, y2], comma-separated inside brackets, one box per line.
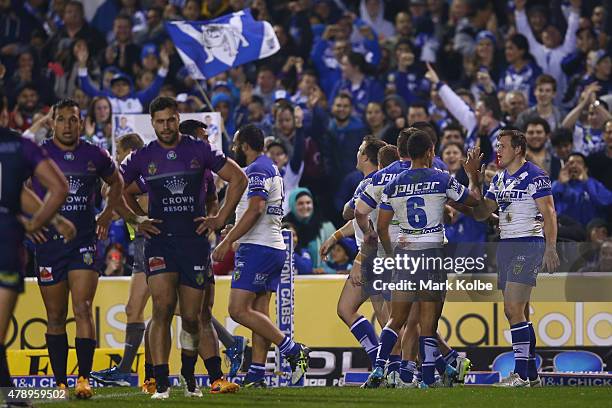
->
[179, 329, 200, 351]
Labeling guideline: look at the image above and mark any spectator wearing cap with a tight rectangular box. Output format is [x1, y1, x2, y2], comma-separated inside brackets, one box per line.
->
[498, 34, 543, 105]
[320, 237, 357, 274]
[76, 40, 169, 113]
[469, 31, 503, 86]
[586, 119, 612, 191]
[514, 0, 580, 105]
[553, 152, 612, 227]
[516, 74, 564, 132]
[580, 50, 612, 97]
[139, 43, 160, 73]
[562, 84, 612, 156]
[385, 40, 429, 107]
[330, 51, 384, 117]
[101, 15, 142, 78]
[452, 0, 494, 57]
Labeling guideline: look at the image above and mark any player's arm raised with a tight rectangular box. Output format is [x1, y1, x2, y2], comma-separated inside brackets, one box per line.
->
[212, 195, 265, 262]
[535, 194, 560, 273]
[197, 159, 247, 233]
[463, 146, 498, 221]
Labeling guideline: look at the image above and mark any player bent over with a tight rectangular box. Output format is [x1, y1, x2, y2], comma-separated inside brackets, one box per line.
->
[211, 125, 310, 386]
[121, 97, 247, 399]
[464, 130, 559, 387]
[365, 130, 481, 388]
[0, 116, 76, 400]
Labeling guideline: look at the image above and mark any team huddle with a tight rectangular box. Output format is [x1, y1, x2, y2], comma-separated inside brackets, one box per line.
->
[0, 93, 559, 400]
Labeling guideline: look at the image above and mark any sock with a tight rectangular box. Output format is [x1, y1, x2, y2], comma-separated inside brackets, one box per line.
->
[244, 363, 265, 383]
[203, 356, 224, 383]
[419, 336, 439, 385]
[45, 333, 68, 385]
[387, 355, 401, 374]
[117, 322, 145, 373]
[443, 349, 459, 369]
[211, 318, 236, 348]
[350, 316, 379, 367]
[400, 360, 416, 383]
[0, 345, 11, 387]
[375, 327, 398, 370]
[527, 322, 537, 380]
[181, 352, 198, 380]
[75, 338, 96, 379]
[154, 364, 169, 390]
[278, 335, 299, 357]
[510, 322, 530, 380]
[144, 362, 155, 380]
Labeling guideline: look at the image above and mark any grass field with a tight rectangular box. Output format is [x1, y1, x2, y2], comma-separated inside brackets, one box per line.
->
[33, 386, 609, 408]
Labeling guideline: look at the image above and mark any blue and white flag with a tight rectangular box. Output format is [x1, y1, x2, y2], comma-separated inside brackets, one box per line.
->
[165, 9, 280, 79]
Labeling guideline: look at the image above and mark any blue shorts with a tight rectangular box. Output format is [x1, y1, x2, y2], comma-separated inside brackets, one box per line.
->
[231, 243, 286, 293]
[0, 232, 26, 293]
[496, 237, 545, 290]
[35, 237, 98, 286]
[145, 235, 211, 290]
[361, 253, 391, 301]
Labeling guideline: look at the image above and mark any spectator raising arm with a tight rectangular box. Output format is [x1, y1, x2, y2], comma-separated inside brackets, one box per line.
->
[426, 63, 477, 134]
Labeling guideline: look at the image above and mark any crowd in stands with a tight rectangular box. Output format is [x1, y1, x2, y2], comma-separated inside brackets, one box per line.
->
[1, 0, 611, 275]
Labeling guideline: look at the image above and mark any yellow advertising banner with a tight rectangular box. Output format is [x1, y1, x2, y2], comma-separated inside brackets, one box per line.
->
[6, 276, 611, 375]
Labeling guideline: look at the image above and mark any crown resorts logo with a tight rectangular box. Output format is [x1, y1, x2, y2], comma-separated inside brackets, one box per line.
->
[67, 177, 83, 195]
[164, 176, 187, 195]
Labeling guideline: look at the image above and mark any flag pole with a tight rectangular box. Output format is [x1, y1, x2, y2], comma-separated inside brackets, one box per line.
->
[193, 80, 233, 149]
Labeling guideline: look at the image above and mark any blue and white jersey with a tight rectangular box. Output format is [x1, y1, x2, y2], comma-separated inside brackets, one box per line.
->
[236, 155, 285, 250]
[380, 168, 468, 247]
[485, 161, 552, 239]
[348, 171, 376, 249]
[360, 160, 411, 240]
[572, 123, 604, 156]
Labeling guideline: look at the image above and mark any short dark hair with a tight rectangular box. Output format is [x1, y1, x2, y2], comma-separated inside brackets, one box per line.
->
[535, 74, 557, 92]
[250, 94, 265, 106]
[411, 121, 438, 146]
[115, 14, 132, 26]
[149, 96, 178, 117]
[334, 91, 353, 105]
[52, 98, 80, 119]
[497, 128, 527, 156]
[407, 130, 433, 159]
[257, 65, 275, 75]
[117, 133, 144, 152]
[568, 152, 587, 165]
[236, 124, 265, 152]
[408, 102, 429, 115]
[480, 93, 503, 121]
[397, 127, 419, 158]
[441, 141, 465, 157]
[378, 145, 399, 168]
[66, 0, 84, 16]
[456, 89, 475, 105]
[443, 122, 465, 139]
[362, 136, 386, 166]
[550, 127, 573, 147]
[179, 119, 206, 135]
[524, 116, 551, 135]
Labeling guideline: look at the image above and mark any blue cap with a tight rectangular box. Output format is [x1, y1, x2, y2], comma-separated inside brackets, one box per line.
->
[110, 72, 133, 88]
[591, 49, 611, 68]
[140, 43, 158, 60]
[476, 30, 496, 47]
[274, 89, 289, 102]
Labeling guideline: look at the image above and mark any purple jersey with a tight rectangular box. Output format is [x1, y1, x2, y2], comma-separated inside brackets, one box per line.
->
[0, 128, 47, 218]
[121, 136, 226, 236]
[32, 139, 115, 240]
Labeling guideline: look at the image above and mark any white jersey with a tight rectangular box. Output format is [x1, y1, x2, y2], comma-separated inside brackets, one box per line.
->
[485, 161, 552, 240]
[236, 155, 286, 250]
[347, 171, 375, 249]
[360, 160, 411, 241]
[380, 167, 468, 248]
